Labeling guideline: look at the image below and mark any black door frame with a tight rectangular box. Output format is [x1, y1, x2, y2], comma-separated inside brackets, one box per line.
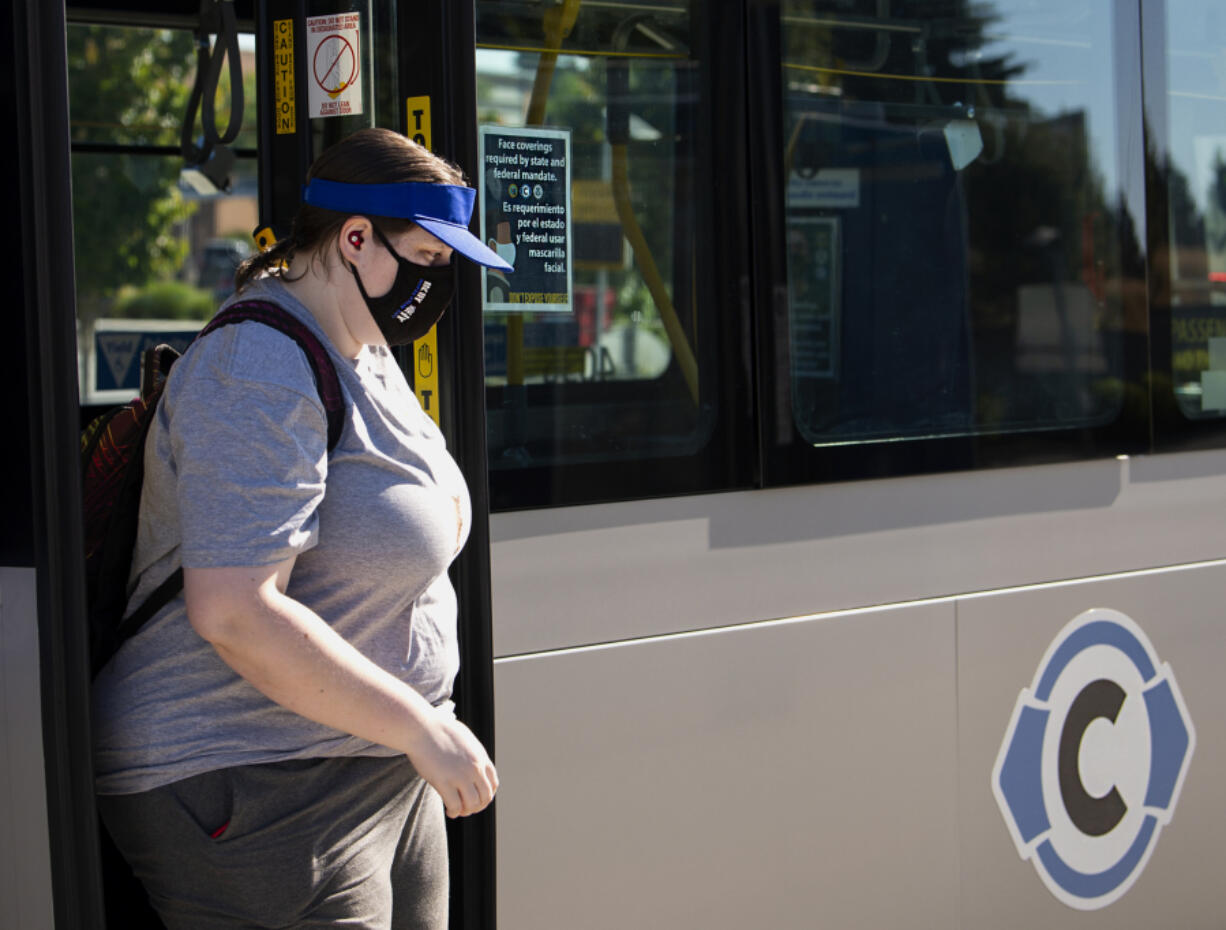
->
[9, 0, 107, 927]
[395, 4, 498, 928]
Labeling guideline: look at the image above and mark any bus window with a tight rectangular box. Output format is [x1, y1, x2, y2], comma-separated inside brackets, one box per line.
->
[474, 1, 751, 508]
[1160, 0, 1226, 421]
[778, 0, 1131, 446]
[68, 22, 258, 407]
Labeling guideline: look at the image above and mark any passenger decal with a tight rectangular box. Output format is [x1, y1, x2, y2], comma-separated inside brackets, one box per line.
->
[991, 608, 1195, 909]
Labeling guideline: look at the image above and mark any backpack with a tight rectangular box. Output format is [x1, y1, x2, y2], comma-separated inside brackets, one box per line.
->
[81, 300, 345, 678]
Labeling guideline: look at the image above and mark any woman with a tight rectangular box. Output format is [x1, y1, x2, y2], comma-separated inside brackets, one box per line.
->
[93, 128, 509, 929]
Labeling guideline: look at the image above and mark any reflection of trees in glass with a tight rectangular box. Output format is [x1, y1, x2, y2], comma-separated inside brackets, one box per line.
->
[534, 59, 604, 147]
[68, 26, 199, 323]
[785, 1, 1136, 434]
[1151, 136, 1224, 413]
[810, 5, 1104, 288]
[1168, 162, 1205, 263]
[1203, 153, 1226, 257]
[1145, 136, 1209, 289]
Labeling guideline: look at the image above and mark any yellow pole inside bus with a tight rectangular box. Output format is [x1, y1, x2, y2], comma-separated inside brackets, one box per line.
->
[507, 0, 582, 388]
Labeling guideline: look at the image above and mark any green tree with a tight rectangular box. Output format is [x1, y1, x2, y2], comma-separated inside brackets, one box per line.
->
[67, 25, 200, 323]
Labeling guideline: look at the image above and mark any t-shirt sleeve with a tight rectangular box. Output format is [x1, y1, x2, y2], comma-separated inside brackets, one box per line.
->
[167, 326, 331, 568]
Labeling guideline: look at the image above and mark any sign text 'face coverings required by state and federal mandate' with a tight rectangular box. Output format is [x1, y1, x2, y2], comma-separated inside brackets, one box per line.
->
[478, 126, 573, 313]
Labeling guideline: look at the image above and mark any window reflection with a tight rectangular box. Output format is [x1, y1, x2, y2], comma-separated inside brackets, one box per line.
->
[1162, 0, 1226, 418]
[475, 1, 714, 471]
[781, 1, 1130, 444]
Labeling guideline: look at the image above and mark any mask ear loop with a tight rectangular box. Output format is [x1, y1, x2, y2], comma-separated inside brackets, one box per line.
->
[345, 224, 414, 300]
[346, 223, 397, 298]
[367, 222, 399, 254]
[347, 258, 375, 300]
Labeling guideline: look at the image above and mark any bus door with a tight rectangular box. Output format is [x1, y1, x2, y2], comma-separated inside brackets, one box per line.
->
[48, 1, 495, 926]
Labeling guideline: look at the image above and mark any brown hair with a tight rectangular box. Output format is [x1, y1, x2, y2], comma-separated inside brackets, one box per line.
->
[235, 128, 466, 291]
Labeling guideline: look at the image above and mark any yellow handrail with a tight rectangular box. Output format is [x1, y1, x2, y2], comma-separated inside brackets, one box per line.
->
[610, 143, 699, 402]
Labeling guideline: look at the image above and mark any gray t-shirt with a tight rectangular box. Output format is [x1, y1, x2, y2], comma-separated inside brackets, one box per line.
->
[93, 278, 471, 795]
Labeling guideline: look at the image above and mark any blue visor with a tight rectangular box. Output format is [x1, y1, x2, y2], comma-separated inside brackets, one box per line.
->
[302, 179, 513, 271]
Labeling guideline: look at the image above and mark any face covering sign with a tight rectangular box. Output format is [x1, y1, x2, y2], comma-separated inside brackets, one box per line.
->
[478, 126, 573, 313]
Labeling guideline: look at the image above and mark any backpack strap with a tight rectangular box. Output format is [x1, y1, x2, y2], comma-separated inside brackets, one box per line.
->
[116, 300, 346, 646]
[112, 564, 189, 655]
[202, 299, 345, 452]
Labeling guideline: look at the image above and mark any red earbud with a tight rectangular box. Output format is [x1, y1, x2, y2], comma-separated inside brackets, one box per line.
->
[348, 231, 364, 248]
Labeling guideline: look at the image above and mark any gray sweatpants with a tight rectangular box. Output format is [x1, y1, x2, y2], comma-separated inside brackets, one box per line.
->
[97, 755, 447, 930]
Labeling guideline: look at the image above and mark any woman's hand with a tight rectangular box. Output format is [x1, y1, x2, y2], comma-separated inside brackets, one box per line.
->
[405, 710, 499, 818]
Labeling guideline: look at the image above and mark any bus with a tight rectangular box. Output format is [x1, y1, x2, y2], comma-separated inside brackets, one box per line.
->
[6, 0, 1226, 927]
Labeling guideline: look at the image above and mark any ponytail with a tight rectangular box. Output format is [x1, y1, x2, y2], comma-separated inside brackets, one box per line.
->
[233, 234, 299, 291]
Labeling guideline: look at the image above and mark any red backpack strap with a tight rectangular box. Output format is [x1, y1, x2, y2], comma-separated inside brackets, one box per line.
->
[94, 304, 347, 675]
[201, 300, 345, 451]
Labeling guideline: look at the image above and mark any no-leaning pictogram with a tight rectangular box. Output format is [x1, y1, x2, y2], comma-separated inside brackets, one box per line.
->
[313, 34, 356, 98]
[306, 12, 363, 118]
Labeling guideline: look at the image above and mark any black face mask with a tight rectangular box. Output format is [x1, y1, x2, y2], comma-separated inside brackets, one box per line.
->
[348, 224, 455, 347]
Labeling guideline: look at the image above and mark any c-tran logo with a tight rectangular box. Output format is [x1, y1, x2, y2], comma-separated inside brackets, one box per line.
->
[991, 608, 1194, 910]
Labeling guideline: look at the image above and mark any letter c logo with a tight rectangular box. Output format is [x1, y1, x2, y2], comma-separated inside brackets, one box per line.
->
[1058, 679, 1127, 837]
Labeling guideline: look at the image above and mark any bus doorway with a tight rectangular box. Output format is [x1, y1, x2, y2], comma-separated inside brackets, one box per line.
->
[10, 1, 496, 926]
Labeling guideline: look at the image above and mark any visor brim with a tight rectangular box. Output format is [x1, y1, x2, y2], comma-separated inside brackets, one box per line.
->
[416, 218, 513, 272]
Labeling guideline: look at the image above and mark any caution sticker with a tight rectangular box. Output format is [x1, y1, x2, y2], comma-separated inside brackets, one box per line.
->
[307, 13, 363, 119]
[407, 96, 440, 426]
[273, 19, 295, 134]
[406, 96, 432, 150]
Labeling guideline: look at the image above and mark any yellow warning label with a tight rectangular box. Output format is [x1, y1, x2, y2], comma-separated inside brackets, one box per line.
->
[273, 19, 295, 134]
[413, 330, 440, 424]
[523, 346, 586, 377]
[406, 96, 433, 151]
[407, 96, 440, 424]
[571, 179, 619, 223]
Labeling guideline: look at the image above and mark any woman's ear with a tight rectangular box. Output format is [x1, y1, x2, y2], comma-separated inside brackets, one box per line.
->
[339, 216, 372, 264]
